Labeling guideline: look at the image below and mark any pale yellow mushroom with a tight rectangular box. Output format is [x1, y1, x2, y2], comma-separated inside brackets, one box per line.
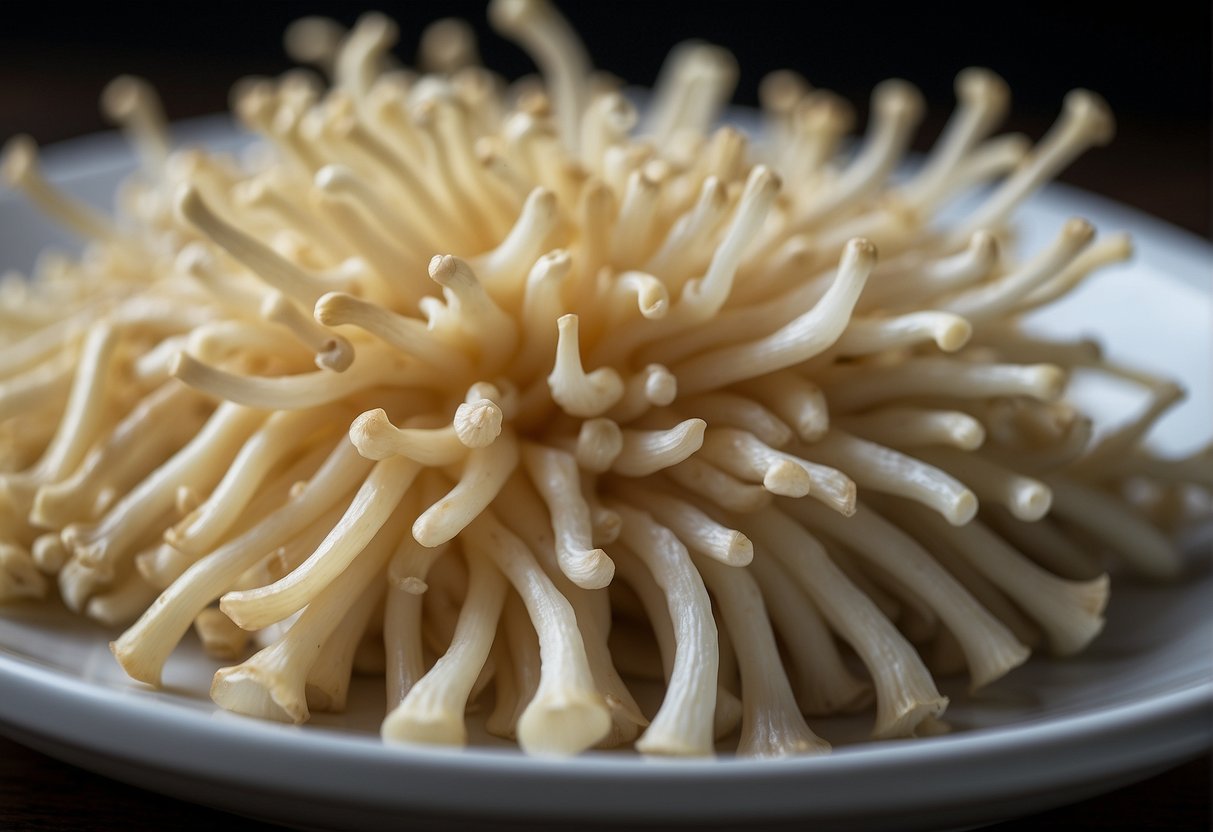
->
[0, 2, 1201, 764]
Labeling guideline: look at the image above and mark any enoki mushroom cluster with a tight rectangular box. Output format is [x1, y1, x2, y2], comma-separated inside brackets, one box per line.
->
[1, 1, 1208, 757]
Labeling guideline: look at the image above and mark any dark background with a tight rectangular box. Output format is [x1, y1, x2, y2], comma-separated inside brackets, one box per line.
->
[0, 2, 1210, 830]
[0, 0, 1209, 236]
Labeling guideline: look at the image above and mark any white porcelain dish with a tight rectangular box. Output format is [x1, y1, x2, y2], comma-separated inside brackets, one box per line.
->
[0, 118, 1210, 831]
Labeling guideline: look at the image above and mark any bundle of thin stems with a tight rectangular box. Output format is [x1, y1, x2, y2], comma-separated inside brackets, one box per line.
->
[0, 1, 1207, 757]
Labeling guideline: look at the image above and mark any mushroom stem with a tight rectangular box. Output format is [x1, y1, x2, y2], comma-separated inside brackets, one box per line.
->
[674, 239, 875, 394]
[31, 383, 207, 530]
[3, 136, 124, 243]
[349, 409, 476, 466]
[171, 348, 421, 410]
[489, 0, 590, 155]
[110, 440, 371, 686]
[610, 502, 719, 756]
[64, 403, 267, 581]
[101, 75, 171, 176]
[382, 546, 507, 745]
[492, 476, 647, 745]
[898, 68, 1009, 209]
[412, 430, 519, 548]
[823, 358, 1066, 413]
[547, 314, 625, 417]
[1044, 474, 1183, 580]
[661, 458, 773, 514]
[784, 500, 1031, 691]
[677, 393, 793, 449]
[167, 404, 345, 556]
[175, 185, 340, 306]
[839, 408, 986, 452]
[220, 454, 419, 630]
[694, 553, 830, 758]
[747, 551, 873, 715]
[800, 431, 977, 525]
[611, 419, 706, 477]
[462, 508, 611, 755]
[894, 506, 1109, 656]
[261, 290, 355, 372]
[521, 443, 613, 590]
[210, 504, 407, 723]
[950, 90, 1114, 239]
[617, 483, 752, 567]
[740, 508, 947, 739]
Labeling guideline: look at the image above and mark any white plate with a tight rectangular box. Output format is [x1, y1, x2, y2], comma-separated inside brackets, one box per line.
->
[0, 118, 1210, 831]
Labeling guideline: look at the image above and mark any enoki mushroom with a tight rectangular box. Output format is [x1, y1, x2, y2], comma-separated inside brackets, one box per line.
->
[1, 1, 1207, 758]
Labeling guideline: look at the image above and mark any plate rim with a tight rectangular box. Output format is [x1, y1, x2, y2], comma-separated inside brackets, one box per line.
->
[2, 641, 1209, 821]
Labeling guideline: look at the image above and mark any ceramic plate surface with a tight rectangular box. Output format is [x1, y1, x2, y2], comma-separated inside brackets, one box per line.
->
[0, 118, 1210, 831]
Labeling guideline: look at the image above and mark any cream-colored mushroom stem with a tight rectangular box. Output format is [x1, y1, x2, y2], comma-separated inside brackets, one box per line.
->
[382, 547, 506, 746]
[897, 68, 1009, 210]
[143, 441, 338, 590]
[176, 186, 342, 306]
[699, 427, 855, 513]
[610, 502, 720, 756]
[949, 90, 1114, 240]
[796, 80, 923, 226]
[193, 608, 249, 660]
[676, 392, 793, 449]
[645, 42, 738, 148]
[746, 551, 873, 716]
[0, 544, 46, 602]
[10, 324, 119, 490]
[484, 592, 541, 738]
[838, 407, 986, 452]
[412, 430, 519, 548]
[917, 447, 1052, 521]
[461, 509, 611, 755]
[521, 442, 612, 589]
[490, 0, 590, 155]
[694, 553, 830, 758]
[823, 358, 1066, 413]
[220, 453, 420, 630]
[1044, 475, 1183, 579]
[740, 508, 947, 739]
[0, 363, 73, 434]
[209, 506, 407, 723]
[305, 575, 386, 714]
[111, 439, 371, 686]
[857, 231, 998, 312]
[609, 544, 742, 741]
[167, 404, 346, 556]
[86, 571, 158, 628]
[889, 504, 1108, 656]
[170, 348, 426, 410]
[2, 136, 125, 245]
[672, 239, 875, 394]
[618, 482, 752, 567]
[383, 529, 452, 707]
[662, 458, 774, 514]
[800, 431, 977, 524]
[736, 372, 830, 443]
[547, 314, 624, 418]
[63, 403, 267, 582]
[31, 382, 207, 531]
[350, 408, 486, 465]
[491, 478, 647, 746]
[785, 499, 1030, 690]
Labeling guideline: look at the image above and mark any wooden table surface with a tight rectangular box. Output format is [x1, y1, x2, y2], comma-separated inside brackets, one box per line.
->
[0, 25, 1209, 832]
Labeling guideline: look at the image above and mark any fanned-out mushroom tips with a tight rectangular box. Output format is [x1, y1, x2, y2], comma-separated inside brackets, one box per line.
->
[0, 0, 1207, 760]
